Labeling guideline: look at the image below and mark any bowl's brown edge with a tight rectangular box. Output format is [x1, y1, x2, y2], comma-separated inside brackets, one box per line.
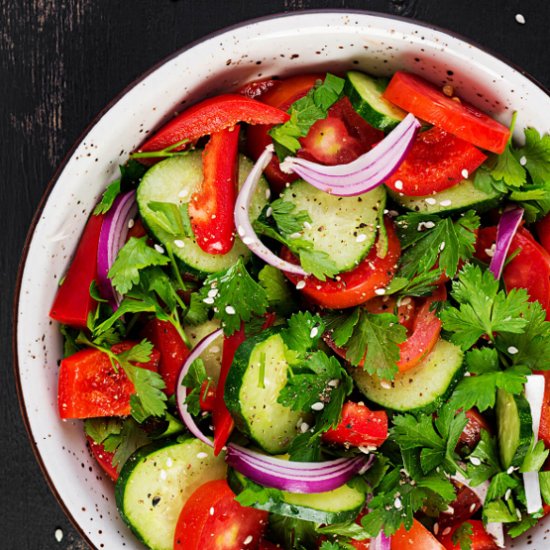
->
[11, 8, 550, 550]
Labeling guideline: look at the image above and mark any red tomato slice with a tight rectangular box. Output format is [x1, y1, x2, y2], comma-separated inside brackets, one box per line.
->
[536, 212, 550, 254]
[438, 520, 498, 550]
[363, 295, 417, 333]
[174, 479, 268, 550]
[86, 435, 118, 481]
[476, 226, 550, 318]
[383, 71, 510, 154]
[281, 217, 401, 309]
[141, 319, 190, 396]
[436, 482, 481, 530]
[458, 408, 492, 450]
[322, 401, 388, 447]
[391, 519, 445, 550]
[385, 127, 487, 196]
[49, 212, 104, 329]
[58, 342, 160, 419]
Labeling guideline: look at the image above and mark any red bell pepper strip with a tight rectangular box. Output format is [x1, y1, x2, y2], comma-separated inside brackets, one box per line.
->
[188, 126, 240, 255]
[49, 213, 104, 329]
[199, 380, 216, 412]
[322, 401, 388, 448]
[58, 342, 160, 419]
[138, 94, 289, 153]
[212, 326, 245, 456]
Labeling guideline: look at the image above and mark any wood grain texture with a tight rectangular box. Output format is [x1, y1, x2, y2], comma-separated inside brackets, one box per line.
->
[2, 1, 549, 548]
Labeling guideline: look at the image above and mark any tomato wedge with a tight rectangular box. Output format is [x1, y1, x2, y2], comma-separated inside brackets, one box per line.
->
[436, 482, 481, 530]
[49, 212, 104, 329]
[385, 127, 487, 196]
[391, 519, 445, 550]
[438, 520, 498, 550]
[174, 479, 268, 550]
[458, 409, 492, 450]
[476, 226, 550, 317]
[281, 217, 401, 309]
[141, 319, 190, 396]
[322, 401, 388, 447]
[58, 342, 160, 419]
[383, 71, 510, 154]
[86, 436, 118, 481]
[139, 94, 289, 152]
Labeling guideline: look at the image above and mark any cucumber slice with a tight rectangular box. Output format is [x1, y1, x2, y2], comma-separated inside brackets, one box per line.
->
[388, 177, 502, 215]
[228, 469, 366, 524]
[496, 389, 533, 469]
[279, 181, 386, 274]
[137, 153, 269, 275]
[185, 319, 223, 383]
[352, 339, 464, 414]
[344, 71, 406, 131]
[115, 437, 226, 550]
[225, 330, 302, 454]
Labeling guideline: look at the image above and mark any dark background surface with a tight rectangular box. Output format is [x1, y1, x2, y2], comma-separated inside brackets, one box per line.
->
[2, 1, 549, 548]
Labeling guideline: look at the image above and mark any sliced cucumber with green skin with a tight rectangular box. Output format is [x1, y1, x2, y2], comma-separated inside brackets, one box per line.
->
[279, 181, 386, 274]
[352, 339, 464, 414]
[185, 319, 223, 383]
[225, 329, 303, 454]
[344, 71, 406, 131]
[115, 437, 226, 550]
[137, 153, 269, 275]
[228, 469, 366, 524]
[496, 389, 533, 469]
[388, 177, 503, 215]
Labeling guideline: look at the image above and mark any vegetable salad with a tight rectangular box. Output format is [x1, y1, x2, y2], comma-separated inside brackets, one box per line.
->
[51, 69, 550, 550]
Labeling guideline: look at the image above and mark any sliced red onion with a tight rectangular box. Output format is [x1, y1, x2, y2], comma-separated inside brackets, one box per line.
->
[175, 328, 223, 448]
[452, 471, 489, 505]
[226, 443, 373, 493]
[278, 113, 420, 196]
[369, 532, 390, 550]
[523, 374, 546, 513]
[97, 190, 138, 307]
[234, 144, 308, 276]
[485, 522, 505, 548]
[489, 206, 524, 279]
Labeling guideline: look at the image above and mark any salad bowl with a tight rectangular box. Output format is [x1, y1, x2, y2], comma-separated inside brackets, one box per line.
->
[14, 10, 550, 550]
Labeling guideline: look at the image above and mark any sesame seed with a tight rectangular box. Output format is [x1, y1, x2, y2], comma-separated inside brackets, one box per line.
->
[356, 233, 367, 243]
[507, 346, 519, 355]
[54, 528, 64, 542]
[311, 402, 324, 411]
[209, 346, 220, 354]
[328, 379, 340, 387]
[516, 508, 522, 520]
[439, 241, 446, 251]
[507, 466, 516, 474]
[203, 297, 215, 305]
[444, 506, 455, 514]
[303, 221, 312, 230]
[394, 180, 404, 190]
[265, 188, 271, 200]
[358, 446, 372, 454]
[485, 244, 496, 258]
[225, 305, 236, 315]
[417, 221, 436, 231]
[296, 280, 306, 290]
[237, 225, 245, 237]
[208, 288, 219, 298]
[519, 156, 527, 166]
[469, 456, 482, 466]
[469, 503, 477, 513]
[166, 458, 173, 467]
[242, 237, 254, 245]
[434, 523, 439, 536]
[442, 527, 451, 536]
[505, 488, 512, 500]
[425, 197, 437, 205]
[266, 207, 273, 217]
[515, 13, 526, 24]
[310, 327, 319, 339]
[394, 497, 403, 509]
[442, 84, 454, 97]
[127, 218, 135, 229]
[178, 189, 189, 199]
[197, 452, 208, 459]
[160, 470, 167, 480]
[154, 244, 165, 254]
[461, 169, 469, 179]
[440, 199, 452, 207]
[173, 239, 185, 248]
[374, 288, 386, 296]
[243, 535, 254, 545]
[209, 506, 215, 516]
[300, 422, 310, 433]
[380, 380, 392, 389]
[289, 232, 302, 239]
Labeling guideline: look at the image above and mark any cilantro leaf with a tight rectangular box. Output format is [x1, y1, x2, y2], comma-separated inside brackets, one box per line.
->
[108, 237, 170, 295]
[482, 499, 517, 523]
[84, 417, 123, 445]
[110, 418, 152, 470]
[517, 128, 550, 186]
[181, 358, 210, 416]
[486, 472, 519, 501]
[147, 201, 193, 240]
[440, 264, 530, 349]
[281, 311, 325, 354]
[93, 179, 121, 215]
[258, 264, 296, 316]
[270, 198, 311, 235]
[520, 439, 549, 473]
[201, 258, 268, 335]
[491, 146, 526, 188]
[184, 292, 210, 326]
[465, 430, 501, 486]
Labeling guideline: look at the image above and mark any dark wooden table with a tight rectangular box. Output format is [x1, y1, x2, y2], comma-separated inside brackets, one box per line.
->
[2, 1, 549, 548]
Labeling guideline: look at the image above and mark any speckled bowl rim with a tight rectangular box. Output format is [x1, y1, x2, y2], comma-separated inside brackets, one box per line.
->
[12, 9, 550, 550]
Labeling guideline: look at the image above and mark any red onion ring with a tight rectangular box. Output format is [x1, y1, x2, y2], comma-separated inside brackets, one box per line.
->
[489, 206, 524, 279]
[369, 531, 391, 550]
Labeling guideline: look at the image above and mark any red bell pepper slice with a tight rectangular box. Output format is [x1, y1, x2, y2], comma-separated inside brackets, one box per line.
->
[139, 94, 289, 152]
[199, 380, 217, 412]
[141, 319, 190, 396]
[58, 342, 160, 419]
[86, 435, 119, 481]
[322, 401, 388, 448]
[49, 213, 104, 329]
[188, 126, 240, 255]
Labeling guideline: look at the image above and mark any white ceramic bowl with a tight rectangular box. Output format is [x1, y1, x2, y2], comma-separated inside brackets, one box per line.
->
[14, 11, 550, 550]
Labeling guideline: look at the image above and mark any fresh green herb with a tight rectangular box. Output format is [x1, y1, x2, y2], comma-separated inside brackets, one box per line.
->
[482, 499, 518, 523]
[440, 264, 530, 350]
[146, 201, 193, 240]
[182, 358, 212, 416]
[60, 324, 81, 357]
[268, 514, 319, 550]
[93, 179, 121, 215]
[269, 73, 345, 157]
[520, 439, 549, 473]
[319, 542, 347, 550]
[258, 264, 296, 316]
[464, 430, 501, 486]
[130, 138, 190, 159]
[539, 471, 550, 505]
[270, 198, 312, 235]
[281, 311, 325, 355]
[451, 521, 473, 550]
[200, 258, 268, 335]
[233, 477, 283, 507]
[184, 292, 210, 326]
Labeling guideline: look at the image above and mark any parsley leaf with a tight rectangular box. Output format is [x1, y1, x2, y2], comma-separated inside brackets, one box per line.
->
[517, 128, 550, 186]
[270, 198, 311, 235]
[258, 264, 296, 316]
[201, 258, 268, 335]
[539, 471, 550, 505]
[520, 439, 549, 473]
[281, 311, 325, 354]
[330, 309, 406, 380]
[486, 472, 519, 501]
[181, 358, 210, 416]
[465, 430, 501, 486]
[440, 264, 530, 349]
[147, 201, 193, 240]
[93, 179, 121, 215]
[108, 237, 170, 295]
[452, 522, 473, 550]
